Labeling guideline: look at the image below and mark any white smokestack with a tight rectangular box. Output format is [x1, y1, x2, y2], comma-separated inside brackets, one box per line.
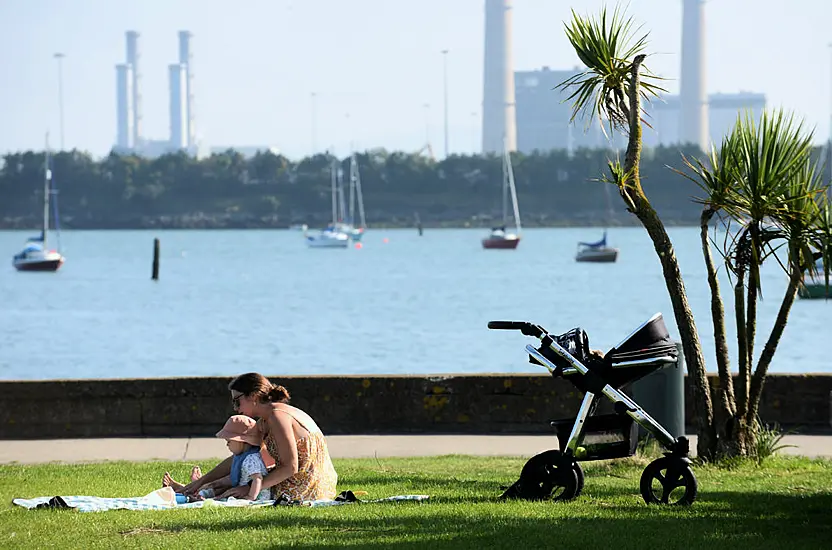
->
[168, 64, 188, 150]
[115, 64, 134, 150]
[125, 31, 142, 147]
[178, 31, 195, 149]
[481, 0, 516, 154]
[680, 0, 708, 151]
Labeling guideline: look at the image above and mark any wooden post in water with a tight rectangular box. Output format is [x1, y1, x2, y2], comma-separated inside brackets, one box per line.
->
[151, 238, 160, 280]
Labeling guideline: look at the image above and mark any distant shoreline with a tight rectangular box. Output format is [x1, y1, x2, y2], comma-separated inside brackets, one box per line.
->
[0, 219, 700, 231]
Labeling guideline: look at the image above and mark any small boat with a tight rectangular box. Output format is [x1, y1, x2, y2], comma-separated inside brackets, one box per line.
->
[12, 134, 65, 272]
[798, 259, 829, 299]
[336, 153, 367, 242]
[305, 226, 350, 248]
[483, 139, 521, 250]
[483, 226, 520, 249]
[305, 160, 350, 248]
[575, 230, 619, 263]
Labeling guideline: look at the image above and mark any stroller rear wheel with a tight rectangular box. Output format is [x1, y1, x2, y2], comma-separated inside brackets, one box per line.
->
[639, 456, 697, 505]
[516, 450, 580, 501]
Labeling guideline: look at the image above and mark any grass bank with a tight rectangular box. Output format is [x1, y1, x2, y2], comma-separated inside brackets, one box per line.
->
[1, 455, 830, 549]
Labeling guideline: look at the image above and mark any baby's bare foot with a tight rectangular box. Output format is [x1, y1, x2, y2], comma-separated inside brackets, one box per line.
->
[162, 472, 186, 492]
[190, 465, 202, 481]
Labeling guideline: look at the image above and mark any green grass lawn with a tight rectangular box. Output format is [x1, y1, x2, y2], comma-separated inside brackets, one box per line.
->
[0, 454, 830, 549]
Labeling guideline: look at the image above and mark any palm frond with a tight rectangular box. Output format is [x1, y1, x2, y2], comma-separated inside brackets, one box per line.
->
[557, 6, 665, 134]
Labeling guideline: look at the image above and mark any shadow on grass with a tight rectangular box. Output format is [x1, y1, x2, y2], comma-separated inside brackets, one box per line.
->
[336, 472, 649, 504]
[176, 491, 832, 549]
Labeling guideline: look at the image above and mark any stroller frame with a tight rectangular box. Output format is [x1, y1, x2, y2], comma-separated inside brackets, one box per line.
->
[526, 340, 683, 457]
[490, 313, 698, 505]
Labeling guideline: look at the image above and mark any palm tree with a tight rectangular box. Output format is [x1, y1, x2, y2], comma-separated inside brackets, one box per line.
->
[557, 6, 716, 457]
[681, 110, 832, 456]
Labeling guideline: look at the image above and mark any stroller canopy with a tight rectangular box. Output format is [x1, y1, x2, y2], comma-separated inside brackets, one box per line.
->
[606, 313, 678, 366]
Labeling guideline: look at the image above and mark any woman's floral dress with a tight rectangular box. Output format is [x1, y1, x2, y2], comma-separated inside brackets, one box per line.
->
[259, 406, 338, 501]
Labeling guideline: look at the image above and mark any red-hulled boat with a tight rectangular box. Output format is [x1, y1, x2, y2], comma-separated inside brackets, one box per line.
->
[482, 227, 521, 249]
[482, 139, 522, 250]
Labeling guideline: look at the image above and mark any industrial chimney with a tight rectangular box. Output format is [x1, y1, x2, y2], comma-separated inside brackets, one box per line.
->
[679, 0, 708, 151]
[168, 64, 188, 150]
[178, 31, 195, 149]
[125, 31, 142, 147]
[481, 0, 516, 154]
[115, 64, 134, 150]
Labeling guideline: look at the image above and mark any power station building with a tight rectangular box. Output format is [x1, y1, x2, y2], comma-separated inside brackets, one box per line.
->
[510, 0, 765, 154]
[115, 30, 197, 155]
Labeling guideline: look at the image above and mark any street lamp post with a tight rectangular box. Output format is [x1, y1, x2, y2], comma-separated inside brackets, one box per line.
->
[422, 103, 430, 145]
[470, 111, 478, 154]
[441, 49, 449, 158]
[54, 53, 66, 150]
[311, 92, 318, 155]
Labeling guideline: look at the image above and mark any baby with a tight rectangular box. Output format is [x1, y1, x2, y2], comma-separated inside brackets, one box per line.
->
[163, 414, 271, 502]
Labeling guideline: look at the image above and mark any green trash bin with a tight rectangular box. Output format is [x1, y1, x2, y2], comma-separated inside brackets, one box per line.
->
[630, 341, 685, 439]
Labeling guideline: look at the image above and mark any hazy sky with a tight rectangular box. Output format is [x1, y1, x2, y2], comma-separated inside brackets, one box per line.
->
[1, 0, 830, 159]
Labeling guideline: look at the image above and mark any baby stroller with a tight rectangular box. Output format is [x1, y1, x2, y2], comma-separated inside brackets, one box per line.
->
[489, 312, 697, 505]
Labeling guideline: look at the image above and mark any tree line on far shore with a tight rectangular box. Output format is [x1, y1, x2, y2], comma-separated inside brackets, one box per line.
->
[2, 144, 824, 229]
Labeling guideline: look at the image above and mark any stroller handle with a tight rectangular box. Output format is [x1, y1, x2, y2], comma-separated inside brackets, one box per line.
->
[488, 321, 543, 337]
[488, 321, 526, 330]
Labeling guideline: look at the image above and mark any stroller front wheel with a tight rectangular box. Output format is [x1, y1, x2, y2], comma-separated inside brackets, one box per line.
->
[639, 456, 698, 505]
[573, 461, 585, 497]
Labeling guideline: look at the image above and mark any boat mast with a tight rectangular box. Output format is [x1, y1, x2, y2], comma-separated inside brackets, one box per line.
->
[330, 159, 337, 225]
[501, 144, 509, 226]
[348, 154, 356, 225]
[353, 154, 366, 228]
[505, 146, 522, 235]
[337, 167, 347, 223]
[42, 133, 51, 249]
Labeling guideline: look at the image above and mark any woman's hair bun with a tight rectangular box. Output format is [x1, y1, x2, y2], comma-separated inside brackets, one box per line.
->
[267, 384, 291, 403]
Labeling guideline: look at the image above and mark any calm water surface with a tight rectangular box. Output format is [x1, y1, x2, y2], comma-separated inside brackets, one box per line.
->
[1, 227, 829, 380]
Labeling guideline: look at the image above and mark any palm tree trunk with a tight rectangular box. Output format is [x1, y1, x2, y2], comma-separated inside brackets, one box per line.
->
[747, 258, 803, 424]
[699, 209, 736, 423]
[743, 226, 761, 416]
[624, 55, 715, 458]
[734, 268, 749, 416]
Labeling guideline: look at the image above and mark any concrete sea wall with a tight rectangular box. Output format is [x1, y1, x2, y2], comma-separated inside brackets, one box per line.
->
[1, 374, 830, 439]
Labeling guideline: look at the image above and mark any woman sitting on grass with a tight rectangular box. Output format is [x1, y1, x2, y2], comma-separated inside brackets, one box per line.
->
[180, 373, 338, 502]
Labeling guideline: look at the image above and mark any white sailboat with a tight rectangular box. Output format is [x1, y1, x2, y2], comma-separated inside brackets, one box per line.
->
[12, 134, 65, 271]
[482, 140, 522, 249]
[305, 160, 350, 248]
[329, 153, 366, 241]
[344, 153, 367, 241]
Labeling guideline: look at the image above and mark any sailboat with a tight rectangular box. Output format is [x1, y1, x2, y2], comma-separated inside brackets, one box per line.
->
[482, 141, 522, 249]
[575, 229, 619, 262]
[305, 160, 350, 248]
[12, 134, 65, 271]
[576, 184, 619, 262]
[333, 153, 366, 242]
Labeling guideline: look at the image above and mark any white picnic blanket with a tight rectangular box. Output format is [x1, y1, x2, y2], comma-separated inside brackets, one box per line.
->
[12, 488, 429, 513]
